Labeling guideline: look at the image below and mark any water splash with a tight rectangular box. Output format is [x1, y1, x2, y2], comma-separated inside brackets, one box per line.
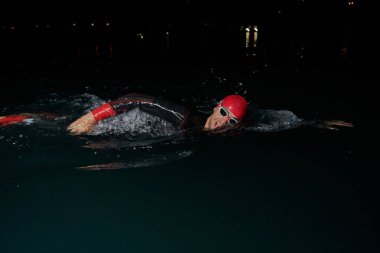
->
[91, 109, 178, 137]
[244, 109, 303, 132]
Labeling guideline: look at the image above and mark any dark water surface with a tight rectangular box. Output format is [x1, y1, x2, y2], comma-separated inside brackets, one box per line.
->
[0, 124, 377, 253]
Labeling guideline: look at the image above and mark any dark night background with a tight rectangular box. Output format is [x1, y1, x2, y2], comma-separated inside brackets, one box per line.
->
[0, 0, 376, 126]
[0, 1, 374, 73]
[0, 1, 379, 252]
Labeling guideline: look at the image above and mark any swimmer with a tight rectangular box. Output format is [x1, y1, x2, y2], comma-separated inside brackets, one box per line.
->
[1, 93, 353, 133]
[67, 93, 249, 134]
[0, 94, 247, 132]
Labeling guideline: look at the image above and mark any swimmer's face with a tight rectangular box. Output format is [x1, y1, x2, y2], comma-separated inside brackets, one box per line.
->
[204, 105, 239, 130]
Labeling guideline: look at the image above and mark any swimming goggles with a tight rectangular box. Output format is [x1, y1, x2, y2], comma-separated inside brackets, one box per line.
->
[218, 106, 239, 126]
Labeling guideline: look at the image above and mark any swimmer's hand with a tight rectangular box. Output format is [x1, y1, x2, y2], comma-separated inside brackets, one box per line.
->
[67, 112, 97, 135]
[320, 120, 354, 130]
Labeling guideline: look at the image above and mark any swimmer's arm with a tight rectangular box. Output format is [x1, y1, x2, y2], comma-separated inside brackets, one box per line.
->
[0, 113, 33, 127]
[139, 98, 189, 129]
[67, 94, 153, 135]
[110, 93, 154, 114]
[67, 100, 123, 135]
[67, 97, 136, 135]
[67, 112, 97, 135]
[319, 120, 354, 130]
[111, 94, 189, 128]
[307, 120, 354, 130]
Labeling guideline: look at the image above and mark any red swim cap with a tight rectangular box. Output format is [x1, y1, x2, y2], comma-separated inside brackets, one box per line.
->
[220, 95, 248, 121]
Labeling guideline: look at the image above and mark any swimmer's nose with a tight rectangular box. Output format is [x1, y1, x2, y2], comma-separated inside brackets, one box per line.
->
[215, 117, 228, 128]
[219, 116, 229, 124]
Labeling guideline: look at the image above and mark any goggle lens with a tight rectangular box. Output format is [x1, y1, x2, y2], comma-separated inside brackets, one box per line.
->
[219, 107, 228, 117]
[228, 117, 239, 125]
[218, 106, 239, 126]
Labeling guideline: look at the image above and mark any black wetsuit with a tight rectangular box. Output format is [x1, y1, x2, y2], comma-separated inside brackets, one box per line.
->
[108, 93, 206, 130]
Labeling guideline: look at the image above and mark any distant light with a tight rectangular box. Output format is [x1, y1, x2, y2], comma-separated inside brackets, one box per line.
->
[253, 25, 258, 48]
[35, 25, 39, 29]
[10, 26, 15, 30]
[72, 22, 77, 27]
[245, 26, 251, 48]
[137, 33, 144, 39]
[341, 47, 348, 57]
[166, 32, 169, 35]
[105, 22, 110, 27]
[46, 25, 50, 29]
[90, 22, 95, 27]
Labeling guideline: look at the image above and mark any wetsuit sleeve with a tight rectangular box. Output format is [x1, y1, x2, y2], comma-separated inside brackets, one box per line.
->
[91, 93, 151, 121]
[0, 113, 56, 127]
[94, 93, 191, 129]
[0, 115, 30, 127]
[138, 97, 190, 129]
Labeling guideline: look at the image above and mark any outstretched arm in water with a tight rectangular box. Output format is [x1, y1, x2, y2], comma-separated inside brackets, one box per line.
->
[0, 113, 33, 127]
[314, 120, 354, 130]
[0, 113, 56, 127]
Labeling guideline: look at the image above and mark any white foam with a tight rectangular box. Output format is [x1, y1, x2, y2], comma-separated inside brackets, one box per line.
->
[91, 109, 177, 137]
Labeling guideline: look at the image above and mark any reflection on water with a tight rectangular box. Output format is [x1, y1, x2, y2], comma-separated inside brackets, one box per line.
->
[76, 150, 193, 170]
[77, 162, 128, 171]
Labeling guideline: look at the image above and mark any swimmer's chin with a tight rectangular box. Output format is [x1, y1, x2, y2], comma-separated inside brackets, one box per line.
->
[203, 125, 232, 134]
[203, 122, 222, 131]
